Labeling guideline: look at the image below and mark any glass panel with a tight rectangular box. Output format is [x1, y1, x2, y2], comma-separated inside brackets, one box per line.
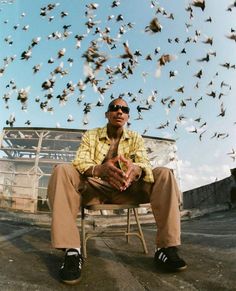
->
[40, 130, 82, 162]
[0, 129, 38, 159]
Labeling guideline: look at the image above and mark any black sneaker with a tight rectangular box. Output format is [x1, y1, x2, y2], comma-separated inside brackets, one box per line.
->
[154, 247, 187, 272]
[59, 249, 83, 285]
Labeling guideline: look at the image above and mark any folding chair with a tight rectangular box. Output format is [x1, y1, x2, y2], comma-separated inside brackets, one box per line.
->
[81, 204, 148, 258]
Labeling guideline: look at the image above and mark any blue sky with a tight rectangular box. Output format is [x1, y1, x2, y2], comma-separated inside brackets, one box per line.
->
[0, 0, 235, 191]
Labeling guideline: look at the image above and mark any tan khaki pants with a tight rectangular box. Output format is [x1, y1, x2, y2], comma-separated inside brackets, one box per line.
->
[47, 164, 181, 249]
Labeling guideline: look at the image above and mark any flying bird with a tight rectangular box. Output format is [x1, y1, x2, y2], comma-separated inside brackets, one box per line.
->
[226, 33, 236, 42]
[199, 130, 207, 141]
[136, 105, 152, 120]
[156, 54, 176, 77]
[41, 78, 55, 90]
[227, 148, 235, 161]
[227, 1, 236, 11]
[191, 0, 205, 11]
[6, 113, 15, 127]
[32, 63, 42, 73]
[120, 41, 134, 59]
[21, 47, 32, 60]
[145, 17, 162, 33]
[194, 69, 203, 78]
[111, 1, 120, 8]
[175, 86, 185, 93]
[67, 114, 74, 122]
[217, 102, 226, 117]
[57, 48, 66, 58]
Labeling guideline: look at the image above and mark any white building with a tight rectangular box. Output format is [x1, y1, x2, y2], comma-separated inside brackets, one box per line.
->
[0, 127, 179, 213]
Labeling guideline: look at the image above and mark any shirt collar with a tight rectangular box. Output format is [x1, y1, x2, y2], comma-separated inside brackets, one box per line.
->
[99, 125, 130, 140]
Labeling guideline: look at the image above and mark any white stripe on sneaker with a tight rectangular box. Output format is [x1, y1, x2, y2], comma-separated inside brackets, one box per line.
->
[158, 252, 168, 262]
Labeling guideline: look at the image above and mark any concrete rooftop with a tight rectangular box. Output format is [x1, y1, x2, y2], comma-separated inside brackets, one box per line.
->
[0, 208, 236, 290]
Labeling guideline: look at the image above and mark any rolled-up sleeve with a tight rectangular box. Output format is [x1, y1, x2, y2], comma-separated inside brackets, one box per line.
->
[72, 131, 95, 174]
[131, 133, 154, 183]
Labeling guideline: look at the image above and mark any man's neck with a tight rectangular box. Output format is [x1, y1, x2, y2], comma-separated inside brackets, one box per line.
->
[107, 124, 123, 140]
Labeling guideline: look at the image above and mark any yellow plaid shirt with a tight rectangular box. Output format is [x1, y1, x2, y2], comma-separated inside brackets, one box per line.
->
[72, 125, 154, 183]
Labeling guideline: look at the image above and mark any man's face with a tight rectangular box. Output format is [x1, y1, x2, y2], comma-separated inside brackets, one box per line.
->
[105, 99, 130, 128]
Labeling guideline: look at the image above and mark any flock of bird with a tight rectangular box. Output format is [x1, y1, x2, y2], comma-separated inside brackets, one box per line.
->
[0, 0, 236, 162]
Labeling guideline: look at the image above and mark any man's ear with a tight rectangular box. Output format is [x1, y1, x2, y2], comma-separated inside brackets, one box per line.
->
[105, 111, 108, 119]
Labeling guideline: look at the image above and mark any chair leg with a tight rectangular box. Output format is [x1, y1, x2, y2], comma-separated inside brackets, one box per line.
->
[126, 208, 131, 243]
[81, 207, 87, 258]
[133, 208, 148, 254]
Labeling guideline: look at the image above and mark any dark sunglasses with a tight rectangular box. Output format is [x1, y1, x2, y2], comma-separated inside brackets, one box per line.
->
[108, 104, 130, 114]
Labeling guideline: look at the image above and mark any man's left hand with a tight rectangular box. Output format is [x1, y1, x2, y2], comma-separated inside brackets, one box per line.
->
[119, 155, 142, 191]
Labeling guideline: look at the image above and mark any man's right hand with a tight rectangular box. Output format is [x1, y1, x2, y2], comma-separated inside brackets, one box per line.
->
[95, 156, 128, 191]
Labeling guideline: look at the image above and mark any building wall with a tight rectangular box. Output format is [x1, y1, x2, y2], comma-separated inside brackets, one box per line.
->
[0, 161, 36, 212]
[183, 169, 236, 210]
[144, 137, 180, 186]
[0, 160, 15, 208]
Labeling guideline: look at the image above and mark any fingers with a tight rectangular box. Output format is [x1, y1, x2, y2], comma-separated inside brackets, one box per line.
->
[112, 165, 125, 176]
[106, 175, 127, 191]
[101, 156, 136, 191]
[119, 155, 129, 163]
[109, 165, 126, 181]
[103, 178, 129, 192]
[119, 155, 132, 179]
[110, 155, 121, 164]
[125, 166, 133, 179]
[102, 162, 126, 190]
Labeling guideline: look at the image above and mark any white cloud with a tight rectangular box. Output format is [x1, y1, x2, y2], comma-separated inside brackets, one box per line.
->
[178, 160, 231, 192]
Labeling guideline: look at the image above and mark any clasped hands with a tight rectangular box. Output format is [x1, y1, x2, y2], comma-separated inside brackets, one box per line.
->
[95, 155, 142, 191]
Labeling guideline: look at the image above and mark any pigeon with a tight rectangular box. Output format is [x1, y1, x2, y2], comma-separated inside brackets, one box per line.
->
[217, 102, 226, 117]
[145, 17, 162, 33]
[32, 63, 42, 73]
[67, 114, 74, 122]
[21, 47, 32, 60]
[191, 0, 205, 11]
[111, 1, 120, 8]
[226, 33, 236, 42]
[156, 54, 176, 77]
[41, 78, 55, 90]
[6, 113, 15, 127]
[57, 48, 66, 58]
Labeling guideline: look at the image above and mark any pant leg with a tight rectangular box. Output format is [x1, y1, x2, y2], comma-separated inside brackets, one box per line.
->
[108, 179, 150, 204]
[148, 167, 181, 248]
[47, 164, 83, 249]
[81, 177, 116, 205]
[111, 167, 181, 248]
[47, 165, 117, 249]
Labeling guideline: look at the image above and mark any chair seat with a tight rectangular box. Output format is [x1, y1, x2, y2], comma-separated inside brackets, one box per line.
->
[81, 204, 148, 258]
[84, 204, 140, 211]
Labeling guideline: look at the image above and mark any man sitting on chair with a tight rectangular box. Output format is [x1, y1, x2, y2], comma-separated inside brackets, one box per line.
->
[47, 97, 187, 285]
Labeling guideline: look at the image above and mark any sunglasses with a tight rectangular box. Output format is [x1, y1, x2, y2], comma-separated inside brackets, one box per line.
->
[108, 104, 130, 114]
